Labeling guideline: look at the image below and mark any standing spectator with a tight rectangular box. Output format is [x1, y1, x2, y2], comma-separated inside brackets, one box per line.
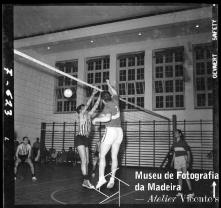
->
[171, 129, 194, 198]
[32, 138, 40, 163]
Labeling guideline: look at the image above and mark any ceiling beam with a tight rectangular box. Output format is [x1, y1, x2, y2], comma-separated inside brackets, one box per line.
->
[14, 6, 212, 49]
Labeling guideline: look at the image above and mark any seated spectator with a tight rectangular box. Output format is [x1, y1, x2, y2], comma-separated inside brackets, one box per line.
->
[67, 147, 75, 165]
[60, 149, 67, 163]
[49, 149, 58, 164]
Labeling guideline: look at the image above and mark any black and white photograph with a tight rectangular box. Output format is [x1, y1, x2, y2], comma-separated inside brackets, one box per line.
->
[2, 4, 219, 208]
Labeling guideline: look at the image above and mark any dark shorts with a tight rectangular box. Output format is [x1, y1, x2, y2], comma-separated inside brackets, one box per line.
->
[75, 135, 90, 147]
[18, 154, 28, 162]
[94, 151, 99, 157]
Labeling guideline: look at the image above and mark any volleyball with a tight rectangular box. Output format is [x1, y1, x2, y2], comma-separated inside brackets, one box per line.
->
[64, 88, 73, 98]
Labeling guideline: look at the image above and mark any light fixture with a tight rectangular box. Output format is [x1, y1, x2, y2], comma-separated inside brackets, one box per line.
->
[90, 40, 94, 43]
[138, 32, 142, 36]
[195, 25, 199, 28]
[47, 46, 51, 50]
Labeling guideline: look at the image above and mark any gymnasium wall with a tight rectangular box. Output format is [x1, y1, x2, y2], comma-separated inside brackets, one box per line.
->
[14, 10, 213, 144]
[14, 60, 55, 144]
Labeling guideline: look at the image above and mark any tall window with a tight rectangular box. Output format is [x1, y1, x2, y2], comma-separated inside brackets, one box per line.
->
[193, 43, 213, 108]
[153, 47, 184, 110]
[118, 52, 145, 110]
[86, 56, 110, 109]
[55, 60, 78, 113]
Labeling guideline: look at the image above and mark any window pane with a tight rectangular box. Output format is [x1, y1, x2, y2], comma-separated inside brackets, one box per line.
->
[137, 54, 144, 66]
[64, 77, 71, 86]
[175, 50, 183, 62]
[196, 77, 205, 91]
[64, 101, 70, 112]
[128, 69, 135, 81]
[87, 73, 93, 84]
[165, 52, 173, 63]
[155, 81, 163, 93]
[56, 88, 63, 99]
[206, 48, 212, 59]
[119, 83, 126, 95]
[136, 82, 145, 94]
[57, 101, 62, 112]
[166, 95, 173, 108]
[165, 80, 173, 92]
[208, 93, 213, 106]
[58, 76, 64, 86]
[156, 66, 163, 78]
[72, 61, 78, 72]
[175, 80, 183, 92]
[197, 94, 206, 107]
[165, 66, 173, 77]
[176, 95, 184, 107]
[128, 97, 135, 109]
[156, 96, 163, 108]
[128, 57, 135, 66]
[103, 71, 109, 82]
[196, 63, 205, 75]
[207, 77, 213, 91]
[128, 83, 135, 95]
[175, 65, 183, 77]
[103, 58, 110, 69]
[120, 70, 126, 81]
[137, 97, 144, 107]
[95, 59, 102, 70]
[155, 52, 163, 64]
[137, 68, 144, 80]
[88, 62, 94, 71]
[120, 58, 126, 67]
[207, 61, 212, 75]
[196, 48, 204, 60]
[65, 63, 71, 73]
[95, 73, 101, 83]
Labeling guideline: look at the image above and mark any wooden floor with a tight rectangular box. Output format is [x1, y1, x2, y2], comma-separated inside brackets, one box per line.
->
[15, 163, 216, 206]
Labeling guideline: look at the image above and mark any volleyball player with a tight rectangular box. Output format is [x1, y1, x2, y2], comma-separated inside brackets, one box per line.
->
[75, 88, 101, 189]
[92, 80, 123, 189]
[171, 129, 194, 198]
[14, 136, 37, 181]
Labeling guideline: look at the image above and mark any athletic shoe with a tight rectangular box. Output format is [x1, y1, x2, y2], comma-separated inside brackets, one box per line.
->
[32, 176, 37, 181]
[96, 177, 107, 189]
[176, 192, 183, 197]
[187, 192, 195, 198]
[107, 177, 115, 189]
[82, 180, 95, 189]
[91, 173, 95, 178]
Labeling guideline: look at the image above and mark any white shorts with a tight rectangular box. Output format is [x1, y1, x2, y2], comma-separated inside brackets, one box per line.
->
[101, 127, 123, 145]
[174, 155, 187, 170]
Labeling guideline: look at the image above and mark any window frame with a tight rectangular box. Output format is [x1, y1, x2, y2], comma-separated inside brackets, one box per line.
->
[117, 51, 145, 111]
[85, 55, 110, 110]
[152, 46, 185, 111]
[55, 59, 78, 114]
[193, 43, 213, 109]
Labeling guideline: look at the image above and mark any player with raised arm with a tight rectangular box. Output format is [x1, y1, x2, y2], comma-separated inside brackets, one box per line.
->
[75, 88, 101, 189]
[92, 80, 123, 189]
